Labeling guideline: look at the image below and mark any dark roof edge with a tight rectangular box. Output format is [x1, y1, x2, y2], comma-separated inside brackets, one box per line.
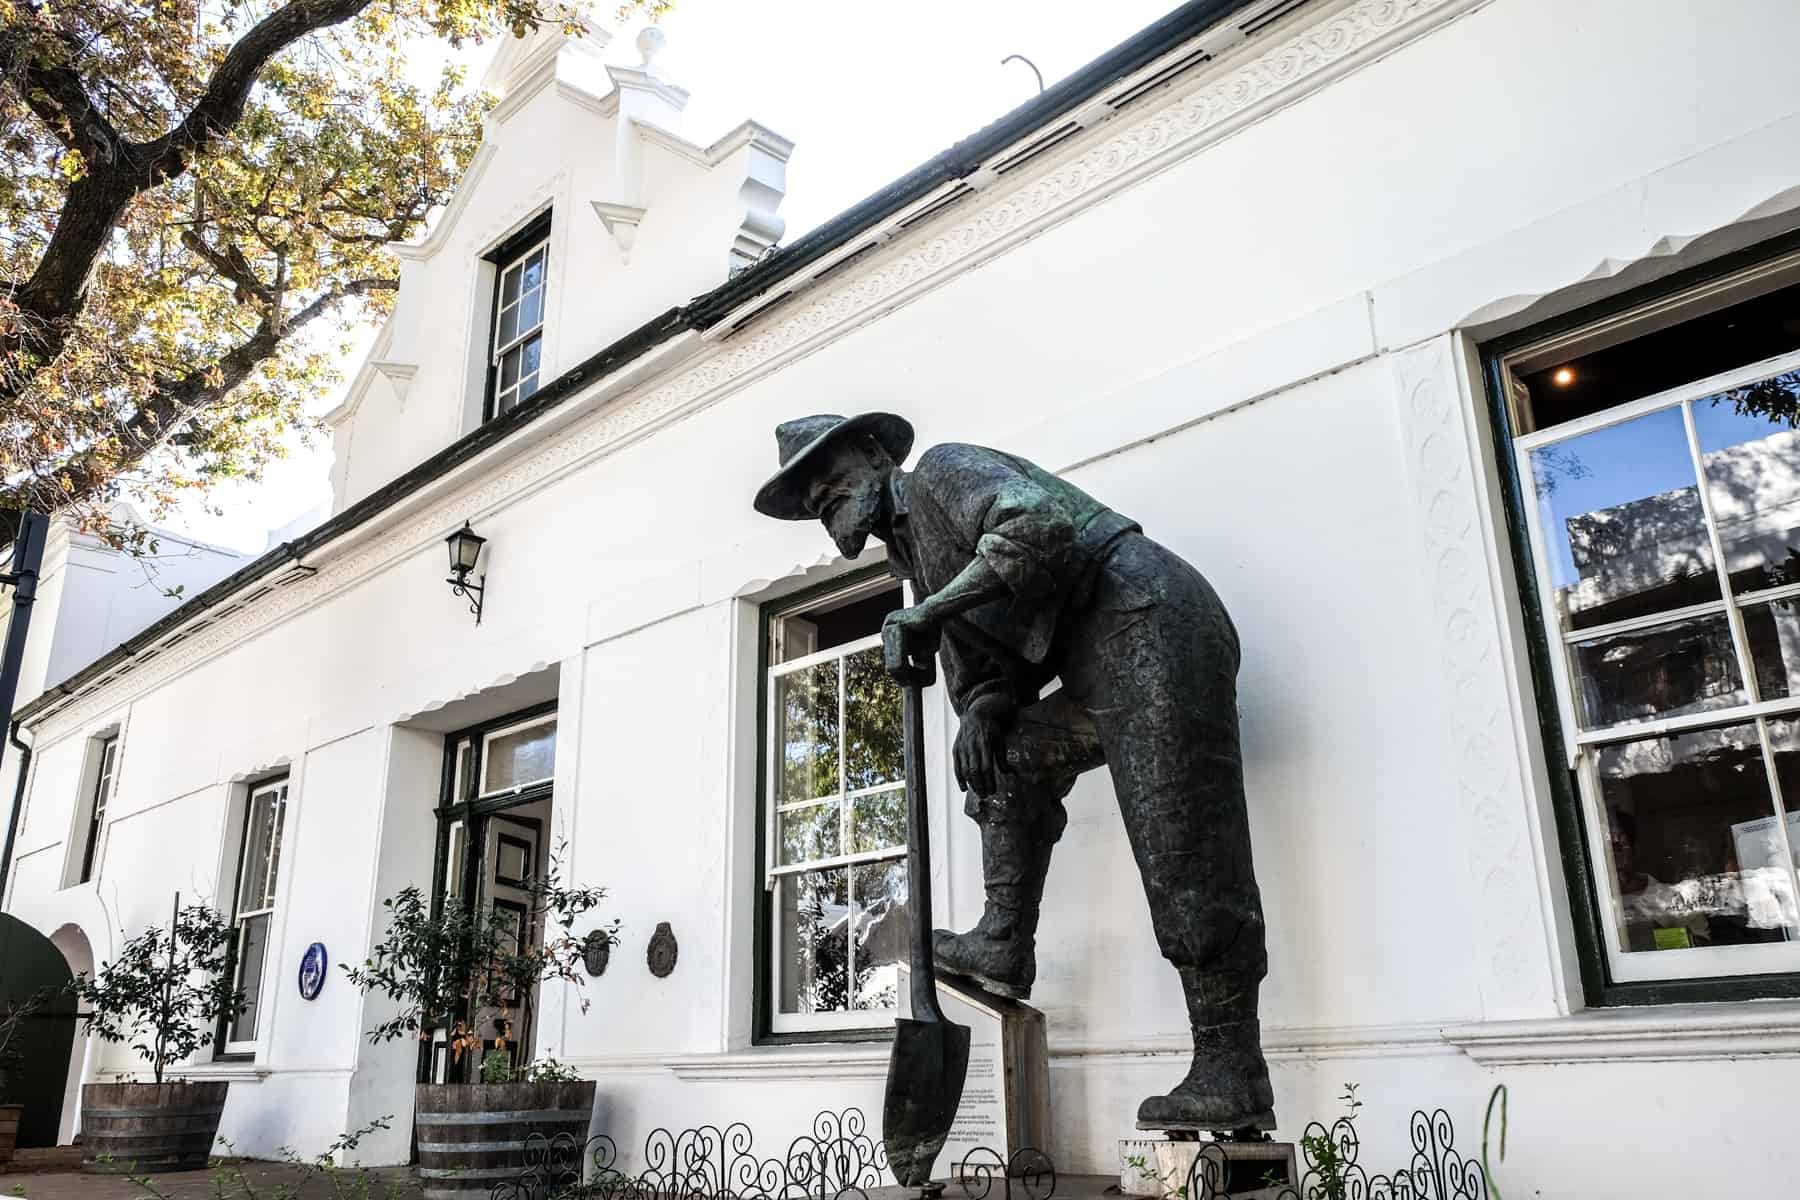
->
[15, 0, 1260, 726]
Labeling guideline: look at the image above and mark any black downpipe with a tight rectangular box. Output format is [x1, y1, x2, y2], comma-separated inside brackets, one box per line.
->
[0, 512, 49, 901]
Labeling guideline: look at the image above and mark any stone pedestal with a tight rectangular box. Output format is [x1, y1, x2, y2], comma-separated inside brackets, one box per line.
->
[896, 967, 1050, 1169]
[1118, 1135, 1297, 1200]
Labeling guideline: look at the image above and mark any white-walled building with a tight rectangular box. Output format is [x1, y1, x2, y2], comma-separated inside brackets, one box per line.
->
[8, 1, 1800, 1192]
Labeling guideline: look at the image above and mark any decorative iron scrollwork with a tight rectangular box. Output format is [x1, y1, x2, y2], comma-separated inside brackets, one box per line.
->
[954, 1146, 1056, 1200]
[1182, 1106, 1489, 1200]
[489, 1107, 888, 1200]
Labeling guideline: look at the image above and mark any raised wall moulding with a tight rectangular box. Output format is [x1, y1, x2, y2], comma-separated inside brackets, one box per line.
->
[31, 0, 1489, 744]
[1392, 337, 1553, 1018]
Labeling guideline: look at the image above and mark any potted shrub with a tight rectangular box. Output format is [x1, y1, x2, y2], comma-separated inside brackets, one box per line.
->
[346, 851, 617, 1197]
[0, 987, 51, 1168]
[67, 898, 244, 1174]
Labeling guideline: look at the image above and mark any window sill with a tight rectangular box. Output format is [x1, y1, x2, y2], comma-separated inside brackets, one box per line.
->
[177, 1062, 271, 1084]
[1443, 1000, 1800, 1064]
[567, 1045, 890, 1083]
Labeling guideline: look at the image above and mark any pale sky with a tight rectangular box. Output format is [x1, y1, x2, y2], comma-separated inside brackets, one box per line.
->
[171, 0, 1185, 553]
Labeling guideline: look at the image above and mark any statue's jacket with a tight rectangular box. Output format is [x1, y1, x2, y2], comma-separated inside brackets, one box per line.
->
[885, 442, 1145, 714]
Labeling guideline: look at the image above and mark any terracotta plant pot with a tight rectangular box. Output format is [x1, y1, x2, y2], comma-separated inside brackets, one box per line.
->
[414, 1079, 596, 1199]
[0, 1102, 20, 1168]
[79, 1081, 229, 1174]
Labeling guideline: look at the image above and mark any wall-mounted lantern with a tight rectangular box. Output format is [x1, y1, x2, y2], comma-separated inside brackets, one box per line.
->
[444, 521, 488, 624]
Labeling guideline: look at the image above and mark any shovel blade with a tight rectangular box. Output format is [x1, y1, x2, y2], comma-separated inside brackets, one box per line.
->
[882, 1016, 972, 1187]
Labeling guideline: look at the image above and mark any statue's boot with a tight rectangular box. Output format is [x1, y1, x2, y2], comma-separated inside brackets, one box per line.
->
[1136, 967, 1275, 1133]
[932, 821, 1051, 1000]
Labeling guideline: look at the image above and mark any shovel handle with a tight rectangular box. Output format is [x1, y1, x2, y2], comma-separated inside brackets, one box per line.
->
[900, 673, 945, 1023]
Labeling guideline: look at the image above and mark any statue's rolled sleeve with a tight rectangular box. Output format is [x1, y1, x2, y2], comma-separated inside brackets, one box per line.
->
[967, 479, 1075, 604]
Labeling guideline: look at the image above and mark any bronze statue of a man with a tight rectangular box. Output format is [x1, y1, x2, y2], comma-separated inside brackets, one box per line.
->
[754, 413, 1273, 1133]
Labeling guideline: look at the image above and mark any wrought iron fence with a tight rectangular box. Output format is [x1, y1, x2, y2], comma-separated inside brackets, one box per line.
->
[1186, 1107, 1490, 1200]
[490, 1107, 894, 1200]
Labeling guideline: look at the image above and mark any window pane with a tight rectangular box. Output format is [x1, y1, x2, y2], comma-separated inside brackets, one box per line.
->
[1741, 598, 1800, 701]
[851, 859, 908, 1010]
[778, 868, 848, 1014]
[775, 662, 838, 805]
[1531, 407, 1718, 632]
[522, 249, 545, 293]
[231, 912, 270, 1042]
[500, 345, 520, 390]
[498, 303, 519, 348]
[237, 794, 276, 913]
[500, 263, 520, 306]
[482, 718, 556, 794]
[518, 287, 543, 335]
[779, 800, 840, 865]
[518, 373, 539, 404]
[260, 787, 286, 909]
[521, 334, 541, 377]
[844, 647, 902, 790]
[1569, 611, 1744, 729]
[1596, 723, 1798, 954]
[851, 788, 906, 854]
[1692, 379, 1800, 594]
[445, 821, 467, 902]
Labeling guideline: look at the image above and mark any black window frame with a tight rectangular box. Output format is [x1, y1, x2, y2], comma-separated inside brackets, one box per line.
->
[482, 210, 554, 425]
[1480, 228, 1800, 1008]
[752, 564, 907, 1047]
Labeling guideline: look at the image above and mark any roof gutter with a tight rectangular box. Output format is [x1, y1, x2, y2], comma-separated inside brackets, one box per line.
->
[12, 0, 1263, 727]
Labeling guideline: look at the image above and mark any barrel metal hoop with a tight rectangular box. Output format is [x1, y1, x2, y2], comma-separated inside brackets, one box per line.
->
[417, 1139, 527, 1153]
[415, 1109, 588, 1125]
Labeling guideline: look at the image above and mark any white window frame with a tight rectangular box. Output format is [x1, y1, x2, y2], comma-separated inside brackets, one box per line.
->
[477, 712, 557, 799]
[490, 236, 549, 417]
[764, 583, 909, 1035]
[71, 734, 118, 886]
[225, 777, 288, 1054]
[1511, 339, 1800, 985]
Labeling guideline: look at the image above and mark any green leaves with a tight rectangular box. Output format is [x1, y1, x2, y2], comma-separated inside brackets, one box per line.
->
[67, 902, 243, 1084]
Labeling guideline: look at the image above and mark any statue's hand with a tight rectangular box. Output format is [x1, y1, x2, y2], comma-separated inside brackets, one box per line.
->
[881, 602, 942, 681]
[954, 693, 1016, 799]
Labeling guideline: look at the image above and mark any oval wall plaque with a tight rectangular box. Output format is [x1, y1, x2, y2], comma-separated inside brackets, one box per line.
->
[647, 922, 678, 978]
[298, 942, 328, 1000]
[582, 929, 612, 977]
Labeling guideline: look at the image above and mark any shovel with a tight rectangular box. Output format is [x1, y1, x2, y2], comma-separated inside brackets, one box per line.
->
[881, 623, 970, 1192]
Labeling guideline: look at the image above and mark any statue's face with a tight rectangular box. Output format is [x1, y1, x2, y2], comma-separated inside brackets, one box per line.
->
[806, 441, 888, 560]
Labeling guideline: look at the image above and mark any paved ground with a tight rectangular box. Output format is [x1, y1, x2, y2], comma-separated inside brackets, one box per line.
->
[0, 1158, 425, 1198]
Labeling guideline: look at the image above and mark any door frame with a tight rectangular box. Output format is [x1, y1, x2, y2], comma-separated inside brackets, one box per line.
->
[423, 701, 556, 1084]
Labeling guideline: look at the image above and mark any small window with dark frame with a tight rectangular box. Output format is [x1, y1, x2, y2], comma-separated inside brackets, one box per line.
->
[1491, 255, 1800, 995]
[224, 777, 288, 1053]
[486, 215, 551, 420]
[761, 577, 910, 1038]
[71, 734, 118, 885]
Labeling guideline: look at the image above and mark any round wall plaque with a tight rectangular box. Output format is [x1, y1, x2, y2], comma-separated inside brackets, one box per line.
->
[298, 942, 328, 1000]
[647, 922, 678, 978]
[582, 929, 612, 977]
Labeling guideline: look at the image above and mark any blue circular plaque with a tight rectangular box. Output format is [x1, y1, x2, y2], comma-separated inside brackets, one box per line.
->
[298, 942, 328, 1000]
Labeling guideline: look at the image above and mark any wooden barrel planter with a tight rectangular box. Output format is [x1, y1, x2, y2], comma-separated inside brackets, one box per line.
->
[80, 1081, 229, 1173]
[415, 1080, 596, 1200]
[0, 1103, 20, 1167]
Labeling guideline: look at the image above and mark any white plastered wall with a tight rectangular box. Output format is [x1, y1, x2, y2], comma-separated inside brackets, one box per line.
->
[7, 0, 1800, 1188]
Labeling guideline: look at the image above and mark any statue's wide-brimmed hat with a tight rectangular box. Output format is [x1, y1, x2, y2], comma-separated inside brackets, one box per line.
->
[752, 412, 914, 520]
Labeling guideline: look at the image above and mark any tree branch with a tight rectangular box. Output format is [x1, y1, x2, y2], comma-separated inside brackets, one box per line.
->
[137, 0, 372, 184]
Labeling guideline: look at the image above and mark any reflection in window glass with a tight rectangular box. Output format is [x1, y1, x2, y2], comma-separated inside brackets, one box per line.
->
[850, 860, 908, 1010]
[776, 662, 838, 805]
[1596, 724, 1798, 954]
[1531, 407, 1718, 632]
[767, 582, 908, 1026]
[1569, 612, 1746, 729]
[778, 867, 848, 1014]
[1692, 380, 1800, 594]
[482, 718, 556, 795]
